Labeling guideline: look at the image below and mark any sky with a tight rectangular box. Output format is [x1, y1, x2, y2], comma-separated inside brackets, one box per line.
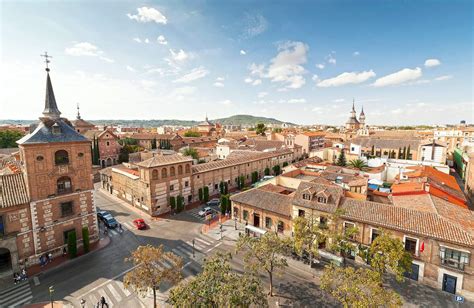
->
[0, 0, 472, 125]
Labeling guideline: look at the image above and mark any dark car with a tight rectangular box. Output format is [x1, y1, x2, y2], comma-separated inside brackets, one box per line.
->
[206, 199, 220, 207]
[103, 215, 118, 228]
[97, 210, 111, 222]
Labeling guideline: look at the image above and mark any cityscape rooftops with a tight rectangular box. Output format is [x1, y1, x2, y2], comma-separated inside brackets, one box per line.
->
[136, 153, 193, 168]
[0, 173, 29, 208]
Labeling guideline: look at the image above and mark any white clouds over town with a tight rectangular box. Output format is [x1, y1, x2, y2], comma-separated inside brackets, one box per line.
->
[317, 70, 376, 87]
[372, 67, 422, 87]
[127, 7, 167, 24]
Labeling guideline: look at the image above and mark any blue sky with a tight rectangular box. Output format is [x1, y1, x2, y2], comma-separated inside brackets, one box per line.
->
[1, 0, 472, 125]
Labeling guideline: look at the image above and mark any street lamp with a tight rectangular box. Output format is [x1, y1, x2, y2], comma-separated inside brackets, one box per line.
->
[220, 224, 223, 240]
[234, 217, 237, 230]
[192, 239, 195, 258]
[49, 286, 54, 308]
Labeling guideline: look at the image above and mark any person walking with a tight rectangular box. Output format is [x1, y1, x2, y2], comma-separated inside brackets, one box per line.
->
[100, 296, 108, 308]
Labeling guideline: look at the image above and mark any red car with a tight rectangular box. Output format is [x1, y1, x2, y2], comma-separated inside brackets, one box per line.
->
[133, 219, 147, 230]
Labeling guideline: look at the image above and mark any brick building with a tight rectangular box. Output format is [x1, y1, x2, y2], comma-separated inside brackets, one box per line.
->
[85, 128, 121, 167]
[0, 65, 99, 274]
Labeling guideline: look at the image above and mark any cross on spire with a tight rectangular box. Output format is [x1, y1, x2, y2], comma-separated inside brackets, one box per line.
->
[76, 103, 81, 119]
[40, 52, 52, 72]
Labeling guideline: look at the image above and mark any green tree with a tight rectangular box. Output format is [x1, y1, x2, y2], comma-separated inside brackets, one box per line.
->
[183, 147, 199, 160]
[264, 167, 270, 176]
[239, 175, 246, 189]
[223, 182, 229, 194]
[282, 162, 288, 167]
[255, 123, 267, 136]
[82, 227, 90, 253]
[169, 252, 268, 307]
[219, 181, 225, 194]
[176, 195, 184, 212]
[220, 195, 227, 214]
[348, 159, 368, 171]
[237, 232, 291, 296]
[273, 128, 282, 133]
[124, 245, 183, 308]
[292, 216, 326, 268]
[0, 130, 24, 148]
[398, 147, 402, 159]
[251, 171, 259, 184]
[119, 137, 138, 146]
[67, 231, 77, 259]
[272, 165, 280, 175]
[406, 145, 411, 160]
[402, 146, 406, 160]
[321, 264, 402, 308]
[198, 188, 203, 201]
[184, 131, 201, 137]
[170, 196, 176, 212]
[151, 138, 157, 149]
[368, 231, 413, 282]
[336, 149, 347, 166]
[371, 145, 375, 156]
[203, 186, 209, 202]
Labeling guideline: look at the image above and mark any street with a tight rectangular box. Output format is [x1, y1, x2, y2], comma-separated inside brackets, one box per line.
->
[2, 188, 466, 307]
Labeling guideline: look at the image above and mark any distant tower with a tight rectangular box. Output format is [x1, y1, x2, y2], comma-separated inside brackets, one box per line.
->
[345, 99, 360, 131]
[359, 106, 366, 127]
[76, 103, 81, 120]
[350, 99, 357, 119]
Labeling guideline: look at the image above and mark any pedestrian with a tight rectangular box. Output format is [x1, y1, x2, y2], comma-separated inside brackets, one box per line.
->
[62, 246, 67, 256]
[100, 296, 108, 308]
[48, 252, 53, 263]
[13, 272, 18, 284]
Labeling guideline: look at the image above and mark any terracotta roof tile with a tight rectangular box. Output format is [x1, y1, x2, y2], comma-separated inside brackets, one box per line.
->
[230, 188, 292, 217]
[0, 173, 29, 208]
[136, 154, 193, 168]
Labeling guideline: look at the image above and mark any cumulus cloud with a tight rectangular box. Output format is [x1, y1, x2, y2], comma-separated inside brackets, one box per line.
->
[316, 63, 325, 69]
[317, 70, 376, 88]
[213, 82, 224, 87]
[173, 66, 209, 83]
[127, 7, 167, 24]
[266, 41, 308, 89]
[244, 77, 253, 83]
[240, 50, 247, 55]
[424, 58, 441, 67]
[133, 37, 142, 43]
[65, 42, 113, 63]
[249, 63, 265, 77]
[252, 79, 262, 86]
[157, 35, 168, 45]
[435, 75, 453, 81]
[100, 57, 115, 63]
[258, 92, 268, 98]
[216, 77, 225, 81]
[242, 13, 268, 38]
[126, 65, 136, 72]
[326, 52, 336, 64]
[144, 38, 150, 44]
[372, 67, 422, 87]
[170, 49, 189, 62]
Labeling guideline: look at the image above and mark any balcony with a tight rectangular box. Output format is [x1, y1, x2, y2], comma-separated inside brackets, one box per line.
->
[441, 257, 466, 271]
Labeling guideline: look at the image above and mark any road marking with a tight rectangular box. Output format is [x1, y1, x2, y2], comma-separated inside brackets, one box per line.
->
[123, 222, 133, 229]
[98, 288, 113, 307]
[77, 265, 139, 297]
[33, 276, 40, 286]
[109, 229, 118, 236]
[205, 242, 222, 253]
[107, 283, 123, 302]
[118, 281, 131, 297]
[88, 293, 98, 306]
[171, 248, 188, 258]
[195, 237, 211, 245]
[185, 240, 206, 250]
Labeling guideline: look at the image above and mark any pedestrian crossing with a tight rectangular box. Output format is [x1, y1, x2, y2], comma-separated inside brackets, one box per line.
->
[170, 235, 216, 259]
[0, 281, 33, 308]
[186, 207, 219, 221]
[74, 280, 140, 308]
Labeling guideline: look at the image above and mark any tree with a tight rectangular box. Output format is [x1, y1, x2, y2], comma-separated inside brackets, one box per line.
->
[220, 195, 227, 214]
[124, 245, 183, 308]
[0, 130, 24, 148]
[255, 123, 267, 136]
[264, 167, 270, 176]
[119, 137, 138, 146]
[371, 145, 375, 156]
[184, 131, 200, 137]
[67, 231, 77, 258]
[282, 162, 288, 168]
[402, 146, 406, 160]
[237, 232, 291, 296]
[406, 145, 411, 160]
[203, 186, 209, 202]
[336, 149, 347, 166]
[198, 188, 203, 201]
[183, 148, 199, 160]
[273, 128, 282, 133]
[272, 165, 280, 175]
[348, 159, 368, 171]
[292, 216, 326, 268]
[223, 182, 228, 195]
[151, 138, 157, 149]
[398, 147, 402, 159]
[82, 227, 90, 253]
[321, 264, 402, 308]
[368, 231, 413, 282]
[251, 171, 259, 184]
[176, 195, 184, 212]
[169, 252, 268, 307]
[239, 175, 245, 189]
[219, 181, 225, 194]
[169, 196, 176, 212]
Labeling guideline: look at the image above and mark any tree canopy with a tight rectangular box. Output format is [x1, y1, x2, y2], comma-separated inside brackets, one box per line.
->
[183, 147, 199, 160]
[255, 123, 267, 136]
[348, 159, 368, 171]
[184, 130, 201, 137]
[0, 130, 24, 148]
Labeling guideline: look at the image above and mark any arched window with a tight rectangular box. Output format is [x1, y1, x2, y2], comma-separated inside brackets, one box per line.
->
[152, 169, 158, 180]
[185, 164, 191, 174]
[161, 168, 168, 178]
[57, 176, 72, 194]
[170, 166, 176, 177]
[178, 165, 183, 175]
[54, 150, 69, 165]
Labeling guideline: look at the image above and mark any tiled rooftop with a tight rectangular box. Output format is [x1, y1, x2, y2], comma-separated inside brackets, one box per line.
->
[0, 173, 29, 208]
[136, 154, 193, 168]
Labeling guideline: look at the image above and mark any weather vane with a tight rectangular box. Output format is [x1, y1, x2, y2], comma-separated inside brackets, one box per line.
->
[40, 52, 52, 72]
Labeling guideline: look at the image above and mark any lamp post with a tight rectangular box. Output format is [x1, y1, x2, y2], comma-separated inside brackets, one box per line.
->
[234, 217, 237, 230]
[49, 286, 54, 308]
[220, 224, 223, 240]
[192, 239, 195, 258]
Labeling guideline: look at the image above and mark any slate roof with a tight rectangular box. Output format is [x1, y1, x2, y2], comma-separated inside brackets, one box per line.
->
[230, 187, 293, 218]
[17, 118, 89, 145]
[0, 173, 29, 208]
[136, 154, 193, 168]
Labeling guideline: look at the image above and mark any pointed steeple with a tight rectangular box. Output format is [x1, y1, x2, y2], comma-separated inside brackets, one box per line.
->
[76, 103, 81, 120]
[352, 98, 356, 112]
[40, 52, 61, 119]
[360, 105, 365, 116]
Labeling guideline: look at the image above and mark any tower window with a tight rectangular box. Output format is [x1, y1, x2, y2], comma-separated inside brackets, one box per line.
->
[57, 176, 72, 194]
[36, 155, 44, 161]
[52, 123, 61, 134]
[54, 150, 69, 165]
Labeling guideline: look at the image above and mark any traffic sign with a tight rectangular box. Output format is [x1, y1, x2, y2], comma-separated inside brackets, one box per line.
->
[454, 295, 464, 303]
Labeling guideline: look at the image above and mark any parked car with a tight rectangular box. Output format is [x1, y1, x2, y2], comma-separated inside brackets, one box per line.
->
[103, 215, 118, 228]
[133, 219, 147, 230]
[206, 199, 220, 207]
[97, 210, 111, 222]
[198, 207, 213, 217]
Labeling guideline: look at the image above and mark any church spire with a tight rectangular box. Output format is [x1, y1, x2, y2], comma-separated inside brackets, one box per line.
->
[360, 105, 365, 116]
[76, 103, 81, 119]
[40, 52, 61, 119]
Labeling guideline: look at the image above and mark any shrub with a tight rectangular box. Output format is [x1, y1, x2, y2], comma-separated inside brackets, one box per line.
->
[177, 195, 184, 212]
[198, 188, 203, 201]
[264, 167, 270, 176]
[170, 196, 176, 211]
[203, 186, 209, 202]
[82, 227, 90, 253]
[67, 231, 77, 259]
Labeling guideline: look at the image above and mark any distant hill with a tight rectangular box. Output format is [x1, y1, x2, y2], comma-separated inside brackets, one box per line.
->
[0, 114, 294, 127]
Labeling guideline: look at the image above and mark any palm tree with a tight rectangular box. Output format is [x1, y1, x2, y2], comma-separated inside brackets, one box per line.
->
[348, 159, 368, 170]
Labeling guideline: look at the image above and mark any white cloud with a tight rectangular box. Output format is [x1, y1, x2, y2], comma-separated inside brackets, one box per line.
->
[312, 74, 319, 82]
[126, 65, 136, 72]
[435, 75, 453, 81]
[170, 49, 189, 62]
[173, 66, 209, 83]
[326, 52, 336, 65]
[266, 41, 308, 89]
[144, 38, 150, 44]
[317, 70, 376, 88]
[333, 98, 345, 103]
[249, 63, 265, 77]
[127, 7, 167, 24]
[216, 77, 225, 81]
[213, 82, 224, 87]
[244, 77, 253, 83]
[391, 108, 403, 115]
[133, 37, 142, 43]
[242, 13, 268, 38]
[372, 67, 422, 87]
[157, 35, 168, 45]
[218, 99, 232, 106]
[169, 86, 196, 101]
[353, 51, 360, 56]
[424, 58, 441, 68]
[240, 50, 247, 55]
[286, 98, 306, 104]
[252, 79, 262, 86]
[316, 63, 325, 69]
[100, 56, 114, 63]
[65, 42, 102, 56]
[257, 92, 268, 98]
